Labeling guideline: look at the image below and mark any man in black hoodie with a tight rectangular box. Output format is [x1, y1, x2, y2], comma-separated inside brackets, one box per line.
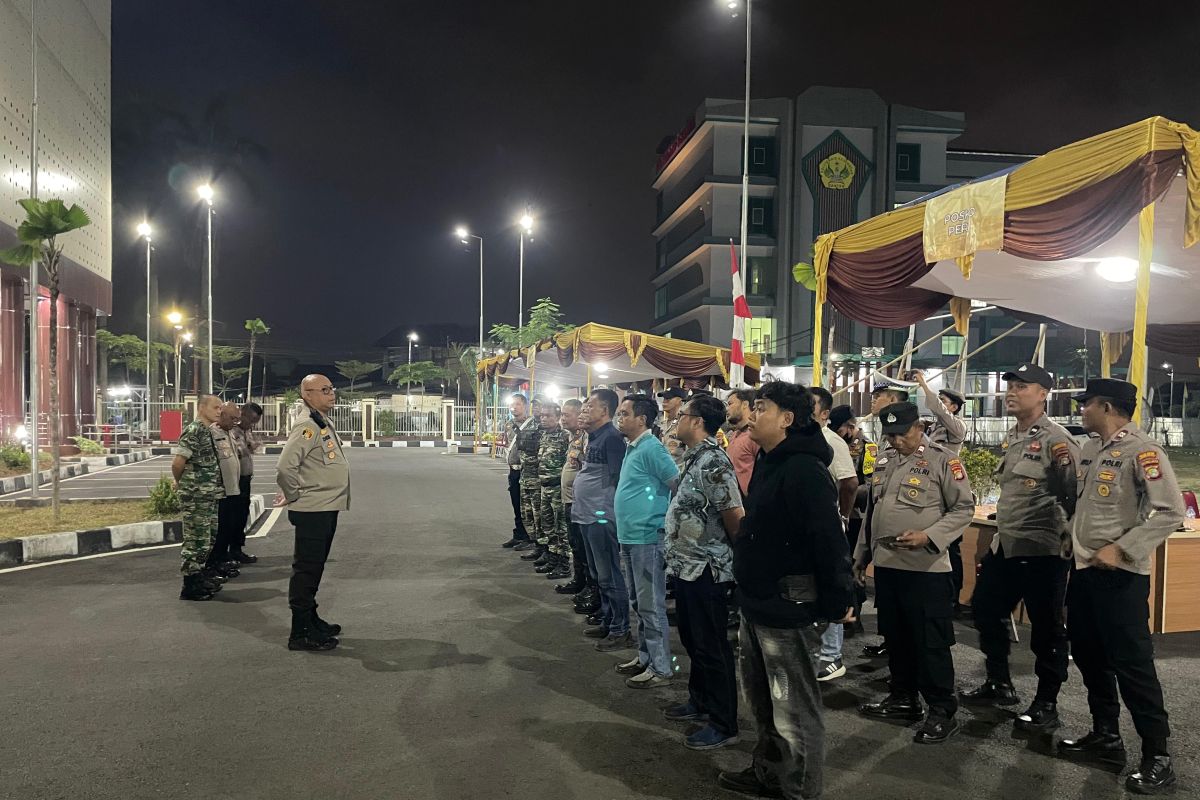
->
[717, 381, 854, 800]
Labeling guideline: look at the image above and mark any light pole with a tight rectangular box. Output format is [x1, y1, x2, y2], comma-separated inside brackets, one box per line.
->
[724, 0, 752, 310]
[167, 311, 184, 402]
[518, 212, 534, 344]
[1163, 362, 1175, 442]
[406, 332, 418, 416]
[197, 184, 215, 394]
[27, 0, 40, 499]
[457, 225, 486, 447]
[137, 222, 153, 435]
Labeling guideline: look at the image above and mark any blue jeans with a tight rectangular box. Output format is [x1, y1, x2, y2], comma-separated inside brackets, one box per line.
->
[621, 541, 671, 676]
[582, 522, 628, 635]
[819, 622, 843, 662]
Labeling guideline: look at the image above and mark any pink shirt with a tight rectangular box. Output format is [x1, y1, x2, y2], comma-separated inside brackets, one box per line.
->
[725, 426, 760, 496]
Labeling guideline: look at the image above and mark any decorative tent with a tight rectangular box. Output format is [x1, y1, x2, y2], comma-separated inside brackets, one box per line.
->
[806, 116, 1199, 416]
[476, 322, 761, 391]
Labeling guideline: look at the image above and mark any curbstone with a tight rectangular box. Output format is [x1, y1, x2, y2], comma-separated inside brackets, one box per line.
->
[22, 531, 79, 562]
[0, 463, 90, 497]
[76, 528, 114, 556]
[110, 521, 167, 550]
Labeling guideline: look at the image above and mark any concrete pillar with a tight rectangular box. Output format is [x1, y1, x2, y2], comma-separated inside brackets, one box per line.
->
[183, 395, 198, 423]
[362, 399, 376, 442]
[442, 399, 454, 442]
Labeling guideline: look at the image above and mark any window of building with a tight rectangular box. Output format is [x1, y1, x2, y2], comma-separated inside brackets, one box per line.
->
[654, 286, 669, 320]
[748, 197, 774, 236]
[745, 256, 775, 297]
[745, 317, 774, 354]
[941, 334, 965, 356]
[752, 207, 764, 225]
[896, 142, 921, 183]
[743, 136, 776, 176]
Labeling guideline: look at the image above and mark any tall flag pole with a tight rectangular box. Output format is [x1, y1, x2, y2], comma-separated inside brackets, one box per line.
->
[730, 239, 753, 388]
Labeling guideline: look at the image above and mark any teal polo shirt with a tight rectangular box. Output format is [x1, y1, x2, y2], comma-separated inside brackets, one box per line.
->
[615, 429, 680, 545]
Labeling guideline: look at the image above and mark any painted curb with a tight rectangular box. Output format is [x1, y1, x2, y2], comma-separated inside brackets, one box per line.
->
[0, 495, 267, 569]
[0, 463, 90, 497]
[76, 450, 153, 469]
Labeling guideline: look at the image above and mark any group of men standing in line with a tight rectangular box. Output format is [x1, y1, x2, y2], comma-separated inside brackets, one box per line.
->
[499, 366, 1183, 798]
[172, 374, 353, 653]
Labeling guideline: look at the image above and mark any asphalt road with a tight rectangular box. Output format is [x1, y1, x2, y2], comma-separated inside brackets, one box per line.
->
[0, 449, 1194, 800]
[0, 454, 280, 502]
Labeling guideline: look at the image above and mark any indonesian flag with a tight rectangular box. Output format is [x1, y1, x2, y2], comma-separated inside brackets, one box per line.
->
[730, 240, 753, 388]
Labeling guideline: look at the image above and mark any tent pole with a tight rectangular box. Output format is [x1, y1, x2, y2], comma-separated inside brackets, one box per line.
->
[1033, 324, 1048, 367]
[831, 322, 958, 399]
[958, 312, 972, 396]
[586, 363, 592, 395]
[902, 324, 917, 372]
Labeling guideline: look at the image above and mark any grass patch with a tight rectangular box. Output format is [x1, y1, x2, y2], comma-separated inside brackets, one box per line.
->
[0, 454, 52, 480]
[1166, 447, 1200, 493]
[0, 500, 174, 541]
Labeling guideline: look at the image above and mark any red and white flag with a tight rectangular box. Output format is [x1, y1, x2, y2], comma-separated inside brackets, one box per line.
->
[729, 240, 753, 388]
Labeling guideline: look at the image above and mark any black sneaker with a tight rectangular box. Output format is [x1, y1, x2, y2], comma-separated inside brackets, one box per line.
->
[914, 709, 960, 744]
[513, 541, 536, 552]
[716, 767, 783, 798]
[815, 659, 846, 682]
[501, 537, 521, 548]
[584, 625, 610, 639]
[231, 549, 258, 564]
[1014, 700, 1060, 731]
[861, 643, 889, 658]
[1126, 755, 1176, 795]
[287, 634, 339, 651]
[961, 679, 1020, 706]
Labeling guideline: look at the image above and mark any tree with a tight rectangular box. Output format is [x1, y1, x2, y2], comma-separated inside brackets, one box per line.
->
[194, 344, 246, 396]
[388, 361, 447, 390]
[1, 198, 92, 522]
[95, 328, 117, 399]
[104, 333, 148, 381]
[244, 318, 270, 401]
[336, 359, 382, 393]
[441, 344, 478, 403]
[489, 297, 572, 350]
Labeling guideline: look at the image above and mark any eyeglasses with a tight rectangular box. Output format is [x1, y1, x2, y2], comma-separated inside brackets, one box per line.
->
[305, 386, 336, 395]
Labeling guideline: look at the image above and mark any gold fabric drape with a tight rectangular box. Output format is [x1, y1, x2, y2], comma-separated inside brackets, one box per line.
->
[1129, 204, 1155, 423]
[950, 297, 972, 336]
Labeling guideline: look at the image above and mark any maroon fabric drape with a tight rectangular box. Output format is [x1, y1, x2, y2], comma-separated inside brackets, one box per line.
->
[824, 150, 1186, 328]
[1147, 324, 1200, 356]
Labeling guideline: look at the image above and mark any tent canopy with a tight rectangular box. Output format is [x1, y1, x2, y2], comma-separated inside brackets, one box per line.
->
[477, 322, 761, 390]
[809, 116, 1198, 329]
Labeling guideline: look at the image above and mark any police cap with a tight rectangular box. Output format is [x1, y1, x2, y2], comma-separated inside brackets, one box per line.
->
[879, 402, 921, 435]
[1072, 378, 1138, 405]
[1002, 363, 1054, 390]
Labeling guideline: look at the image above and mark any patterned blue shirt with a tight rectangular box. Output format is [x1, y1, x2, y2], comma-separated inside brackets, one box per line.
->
[665, 437, 742, 582]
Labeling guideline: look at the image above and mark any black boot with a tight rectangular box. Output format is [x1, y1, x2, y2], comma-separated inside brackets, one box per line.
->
[1014, 700, 1061, 731]
[556, 560, 588, 594]
[548, 556, 572, 580]
[312, 606, 342, 636]
[1126, 755, 1176, 794]
[961, 679, 1020, 706]
[199, 570, 224, 592]
[520, 545, 545, 562]
[535, 554, 557, 574]
[288, 612, 338, 651]
[859, 692, 924, 721]
[532, 548, 552, 567]
[231, 548, 257, 564]
[914, 708, 960, 744]
[179, 573, 215, 601]
[1058, 729, 1126, 760]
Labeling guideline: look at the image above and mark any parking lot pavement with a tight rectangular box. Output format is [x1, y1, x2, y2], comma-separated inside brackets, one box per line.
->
[0, 454, 281, 502]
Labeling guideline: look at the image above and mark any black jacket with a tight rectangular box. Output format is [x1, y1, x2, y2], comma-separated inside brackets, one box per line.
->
[733, 425, 854, 628]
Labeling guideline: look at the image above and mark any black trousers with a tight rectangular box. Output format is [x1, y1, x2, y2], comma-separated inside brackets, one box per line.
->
[971, 547, 1070, 701]
[566, 510, 589, 572]
[233, 474, 253, 548]
[675, 567, 738, 735]
[1068, 567, 1170, 753]
[507, 468, 529, 541]
[875, 567, 957, 716]
[948, 538, 964, 609]
[208, 495, 242, 565]
[288, 510, 339, 614]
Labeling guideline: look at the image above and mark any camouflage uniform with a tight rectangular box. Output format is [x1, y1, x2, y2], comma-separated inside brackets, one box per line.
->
[537, 425, 571, 554]
[517, 422, 542, 540]
[174, 419, 223, 575]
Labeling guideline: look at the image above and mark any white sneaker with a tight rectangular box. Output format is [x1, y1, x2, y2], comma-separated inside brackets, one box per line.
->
[615, 657, 644, 676]
[626, 669, 673, 689]
[816, 659, 846, 682]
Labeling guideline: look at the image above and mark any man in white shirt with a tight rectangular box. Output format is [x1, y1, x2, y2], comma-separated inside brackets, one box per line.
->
[810, 386, 859, 681]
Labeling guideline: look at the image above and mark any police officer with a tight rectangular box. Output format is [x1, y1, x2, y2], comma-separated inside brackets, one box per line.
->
[861, 386, 904, 659]
[502, 394, 534, 549]
[912, 370, 966, 455]
[535, 402, 571, 577]
[173, 394, 225, 601]
[963, 363, 1078, 731]
[855, 402, 975, 744]
[658, 387, 688, 467]
[205, 402, 245, 576]
[515, 397, 545, 561]
[1058, 379, 1183, 794]
[229, 402, 263, 563]
[275, 374, 351, 652]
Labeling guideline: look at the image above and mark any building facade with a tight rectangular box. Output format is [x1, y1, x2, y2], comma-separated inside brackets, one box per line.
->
[650, 86, 1030, 372]
[0, 0, 111, 441]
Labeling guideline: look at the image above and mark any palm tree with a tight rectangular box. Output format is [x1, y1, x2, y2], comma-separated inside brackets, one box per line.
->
[244, 318, 270, 401]
[1, 199, 91, 521]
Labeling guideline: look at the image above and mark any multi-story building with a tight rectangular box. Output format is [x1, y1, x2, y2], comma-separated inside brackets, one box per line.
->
[650, 86, 1030, 374]
[0, 0, 111, 439]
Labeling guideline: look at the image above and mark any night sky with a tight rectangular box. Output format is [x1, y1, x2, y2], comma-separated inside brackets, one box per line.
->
[109, 0, 1200, 361]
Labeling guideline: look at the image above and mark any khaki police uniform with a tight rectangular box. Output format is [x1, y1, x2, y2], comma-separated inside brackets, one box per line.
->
[505, 414, 534, 544]
[207, 424, 243, 568]
[660, 415, 685, 468]
[972, 414, 1078, 702]
[927, 402, 966, 456]
[855, 432, 974, 718]
[277, 410, 351, 621]
[1068, 421, 1183, 754]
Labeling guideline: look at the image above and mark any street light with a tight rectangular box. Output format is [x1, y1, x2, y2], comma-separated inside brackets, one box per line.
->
[1163, 362, 1175, 436]
[518, 212, 534, 343]
[720, 0, 752, 325]
[406, 332, 419, 417]
[456, 224, 487, 446]
[196, 184, 215, 394]
[137, 221, 153, 437]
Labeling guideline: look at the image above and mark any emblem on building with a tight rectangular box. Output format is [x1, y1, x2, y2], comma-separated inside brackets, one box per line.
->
[819, 153, 856, 189]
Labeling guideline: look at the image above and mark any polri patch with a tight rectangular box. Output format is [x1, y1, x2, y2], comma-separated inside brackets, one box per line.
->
[302, 429, 314, 440]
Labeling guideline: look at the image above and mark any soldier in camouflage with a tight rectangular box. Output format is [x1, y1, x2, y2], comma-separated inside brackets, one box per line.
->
[172, 395, 225, 601]
[516, 398, 544, 562]
[535, 403, 571, 577]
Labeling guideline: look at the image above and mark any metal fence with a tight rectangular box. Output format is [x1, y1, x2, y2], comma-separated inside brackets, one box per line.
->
[96, 402, 185, 440]
[373, 405, 440, 437]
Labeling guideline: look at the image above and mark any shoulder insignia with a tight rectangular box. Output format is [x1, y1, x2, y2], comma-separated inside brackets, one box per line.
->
[1030, 425, 1041, 436]
[916, 444, 926, 456]
[1115, 430, 1129, 441]
[1001, 440, 1009, 450]
[876, 457, 889, 466]
[302, 428, 314, 440]
[949, 458, 966, 481]
[1138, 450, 1162, 480]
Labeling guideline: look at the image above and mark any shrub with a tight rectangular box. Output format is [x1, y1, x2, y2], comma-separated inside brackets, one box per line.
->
[376, 409, 396, 436]
[0, 441, 31, 470]
[146, 474, 181, 516]
[70, 435, 105, 455]
[958, 446, 1002, 503]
